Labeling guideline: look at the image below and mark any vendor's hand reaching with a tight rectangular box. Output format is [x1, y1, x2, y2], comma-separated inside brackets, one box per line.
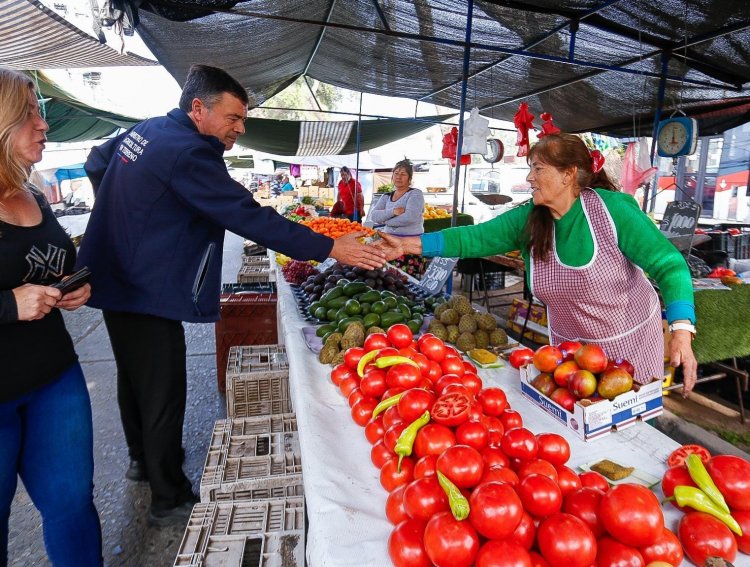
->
[670, 329, 698, 397]
[330, 232, 386, 270]
[56, 283, 91, 311]
[12, 284, 61, 321]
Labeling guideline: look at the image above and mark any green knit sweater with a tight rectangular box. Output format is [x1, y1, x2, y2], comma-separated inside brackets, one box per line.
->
[421, 189, 695, 324]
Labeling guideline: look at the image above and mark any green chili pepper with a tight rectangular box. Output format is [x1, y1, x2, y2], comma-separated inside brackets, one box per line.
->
[374, 356, 420, 370]
[356, 349, 381, 377]
[686, 453, 730, 514]
[394, 410, 430, 472]
[437, 470, 470, 521]
[672, 486, 743, 536]
[371, 392, 405, 419]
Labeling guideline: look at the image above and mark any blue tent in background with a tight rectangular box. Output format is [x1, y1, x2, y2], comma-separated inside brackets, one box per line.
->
[54, 164, 87, 183]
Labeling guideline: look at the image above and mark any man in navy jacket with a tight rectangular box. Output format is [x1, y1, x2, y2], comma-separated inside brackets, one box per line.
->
[78, 65, 384, 525]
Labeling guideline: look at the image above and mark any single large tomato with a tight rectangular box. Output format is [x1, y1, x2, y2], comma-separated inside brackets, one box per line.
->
[469, 481, 524, 539]
[431, 391, 471, 427]
[480, 464, 519, 487]
[419, 336, 447, 362]
[666, 443, 711, 468]
[501, 409, 524, 430]
[436, 444, 484, 489]
[638, 527, 684, 566]
[562, 487, 606, 538]
[380, 456, 415, 492]
[537, 513, 597, 567]
[599, 484, 663, 547]
[344, 346, 366, 370]
[732, 509, 750, 554]
[476, 387, 509, 416]
[402, 476, 449, 521]
[339, 376, 359, 399]
[397, 389, 435, 423]
[372, 439, 395, 469]
[535, 432, 571, 466]
[678, 511, 737, 565]
[475, 540, 532, 567]
[510, 510, 536, 550]
[331, 363, 355, 386]
[705, 454, 750, 511]
[596, 537, 645, 567]
[359, 368, 387, 399]
[517, 473, 562, 518]
[387, 363, 422, 389]
[364, 332, 390, 352]
[388, 518, 431, 567]
[481, 415, 505, 446]
[579, 470, 610, 492]
[529, 551, 551, 567]
[518, 459, 559, 483]
[434, 374, 465, 396]
[414, 454, 438, 479]
[441, 356, 466, 377]
[386, 484, 409, 525]
[509, 347, 535, 369]
[501, 427, 539, 461]
[413, 423, 456, 458]
[481, 446, 511, 469]
[461, 372, 483, 396]
[424, 511, 479, 567]
[555, 465, 583, 497]
[384, 422, 408, 453]
[387, 323, 414, 349]
[351, 397, 378, 426]
[455, 420, 490, 451]
[364, 416, 385, 445]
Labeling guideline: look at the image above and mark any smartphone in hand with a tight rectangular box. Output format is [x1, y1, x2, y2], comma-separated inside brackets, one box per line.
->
[52, 267, 91, 294]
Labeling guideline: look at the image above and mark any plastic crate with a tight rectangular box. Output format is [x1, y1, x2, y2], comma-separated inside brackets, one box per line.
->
[243, 241, 268, 256]
[237, 265, 272, 284]
[221, 282, 277, 294]
[707, 231, 729, 252]
[215, 296, 279, 393]
[226, 345, 288, 381]
[730, 233, 750, 259]
[173, 498, 305, 567]
[200, 428, 303, 502]
[227, 372, 293, 419]
[242, 255, 271, 267]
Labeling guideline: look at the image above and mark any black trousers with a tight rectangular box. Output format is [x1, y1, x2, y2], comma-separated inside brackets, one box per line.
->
[102, 310, 193, 510]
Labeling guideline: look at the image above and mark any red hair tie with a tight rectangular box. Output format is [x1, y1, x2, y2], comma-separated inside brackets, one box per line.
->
[590, 149, 605, 173]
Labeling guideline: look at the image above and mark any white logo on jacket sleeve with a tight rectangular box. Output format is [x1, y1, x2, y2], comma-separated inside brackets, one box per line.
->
[24, 244, 66, 282]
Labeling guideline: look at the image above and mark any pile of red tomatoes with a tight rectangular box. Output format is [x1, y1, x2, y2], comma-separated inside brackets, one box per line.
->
[328, 324, 675, 567]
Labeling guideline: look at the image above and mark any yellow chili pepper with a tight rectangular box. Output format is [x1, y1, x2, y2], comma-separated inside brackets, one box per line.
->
[672, 485, 742, 536]
[686, 453, 730, 514]
[394, 411, 430, 471]
[374, 356, 420, 370]
[437, 470, 470, 521]
[371, 392, 405, 419]
[357, 349, 381, 377]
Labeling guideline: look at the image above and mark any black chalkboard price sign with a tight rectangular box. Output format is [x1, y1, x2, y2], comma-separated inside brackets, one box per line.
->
[659, 200, 702, 237]
[417, 257, 458, 295]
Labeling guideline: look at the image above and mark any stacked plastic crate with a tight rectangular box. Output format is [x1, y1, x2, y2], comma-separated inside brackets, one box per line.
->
[174, 346, 305, 566]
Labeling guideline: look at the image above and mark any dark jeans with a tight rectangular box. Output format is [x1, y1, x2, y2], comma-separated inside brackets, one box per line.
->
[102, 311, 193, 510]
[0, 363, 102, 567]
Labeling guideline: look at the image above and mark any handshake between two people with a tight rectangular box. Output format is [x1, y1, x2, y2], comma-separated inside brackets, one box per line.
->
[328, 232, 424, 269]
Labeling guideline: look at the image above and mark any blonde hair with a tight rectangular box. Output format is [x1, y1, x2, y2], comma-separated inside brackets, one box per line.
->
[0, 68, 37, 199]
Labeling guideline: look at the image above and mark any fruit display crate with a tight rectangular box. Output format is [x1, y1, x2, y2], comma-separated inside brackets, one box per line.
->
[173, 498, 305, 567]
[226, 345, 289, 380]
[237, 264, 273, 284]
[227, 372, 293, 419]
[221, 282, 277, 294]
[243, 241, 267, 256]
[200, 428, 303, 502]
[215, 298, 279, 393]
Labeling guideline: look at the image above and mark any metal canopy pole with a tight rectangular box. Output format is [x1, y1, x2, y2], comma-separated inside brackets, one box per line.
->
[451, 0, 474, 229]
[354, 91, 363, 222]
[643, 51, 670, 212]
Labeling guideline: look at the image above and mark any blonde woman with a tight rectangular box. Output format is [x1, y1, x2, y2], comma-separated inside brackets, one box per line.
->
[0, 68, 101, 566]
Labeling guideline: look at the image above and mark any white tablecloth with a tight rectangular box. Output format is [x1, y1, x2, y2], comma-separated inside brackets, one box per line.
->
[274, 266, 737, 567]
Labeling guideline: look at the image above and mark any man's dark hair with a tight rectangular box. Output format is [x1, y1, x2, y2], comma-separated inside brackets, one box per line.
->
[179, 64, 249, 112]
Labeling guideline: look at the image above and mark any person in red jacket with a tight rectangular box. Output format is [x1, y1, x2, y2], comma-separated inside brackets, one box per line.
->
[337, 166, 365, 221]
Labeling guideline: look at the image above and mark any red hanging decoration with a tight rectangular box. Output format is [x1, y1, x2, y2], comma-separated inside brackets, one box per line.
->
[537, 112, 561, 139]
[514, 103, 536, 157]
[590, 149, 605, 173]
[441, 126, 471, 166]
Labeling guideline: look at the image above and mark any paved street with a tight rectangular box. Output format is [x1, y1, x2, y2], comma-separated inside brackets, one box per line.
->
[7, 232, 244, 567]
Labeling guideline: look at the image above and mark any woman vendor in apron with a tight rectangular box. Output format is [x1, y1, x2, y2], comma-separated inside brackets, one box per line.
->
[374, 133, 698, 395]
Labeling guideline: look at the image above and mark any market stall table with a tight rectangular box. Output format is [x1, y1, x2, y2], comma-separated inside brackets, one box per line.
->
[272, 260, 742, 567]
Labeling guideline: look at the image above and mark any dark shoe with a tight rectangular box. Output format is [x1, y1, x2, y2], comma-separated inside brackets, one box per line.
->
[125, 459, 148, 482]
[148, 494, 199, 527]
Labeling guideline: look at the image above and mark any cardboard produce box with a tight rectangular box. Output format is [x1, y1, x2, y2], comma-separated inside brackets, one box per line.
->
[506, 298, 549, 345]
[519, 365, 663, 442]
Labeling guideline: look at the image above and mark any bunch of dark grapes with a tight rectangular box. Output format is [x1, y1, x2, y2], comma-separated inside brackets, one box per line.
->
[282, 260, 319, 284]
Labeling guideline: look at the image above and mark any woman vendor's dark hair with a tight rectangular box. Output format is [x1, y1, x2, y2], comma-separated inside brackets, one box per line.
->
[393, 158, 414, 180]
[179, 64, 250, 111]
[525, 133, 618, 261]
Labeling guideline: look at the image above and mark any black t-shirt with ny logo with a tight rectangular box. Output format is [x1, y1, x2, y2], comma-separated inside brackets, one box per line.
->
[0, 187, 78, 401]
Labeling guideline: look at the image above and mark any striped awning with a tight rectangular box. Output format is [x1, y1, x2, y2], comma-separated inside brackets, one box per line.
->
[0, 0, 156, 69]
